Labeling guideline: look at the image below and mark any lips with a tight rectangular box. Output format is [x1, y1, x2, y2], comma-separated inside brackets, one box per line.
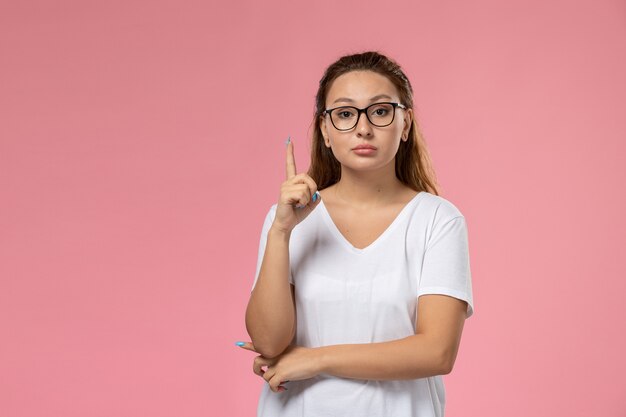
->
[352, 144, 377, 150]
[352, 145, 377, 156]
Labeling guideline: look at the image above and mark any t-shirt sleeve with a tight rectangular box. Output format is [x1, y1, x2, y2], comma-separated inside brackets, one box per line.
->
[418, 214, 474, 318]
[250, 204, 293, 293]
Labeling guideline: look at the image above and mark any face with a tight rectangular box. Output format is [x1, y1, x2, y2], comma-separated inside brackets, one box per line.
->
[319, 70, 413, 173]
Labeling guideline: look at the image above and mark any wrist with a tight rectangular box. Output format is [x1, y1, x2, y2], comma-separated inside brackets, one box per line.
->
[314, 346, 331, 375]
[269, 223, 293, 238]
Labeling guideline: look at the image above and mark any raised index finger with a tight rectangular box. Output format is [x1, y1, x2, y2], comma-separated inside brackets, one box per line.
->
[285, 136, 296, 180]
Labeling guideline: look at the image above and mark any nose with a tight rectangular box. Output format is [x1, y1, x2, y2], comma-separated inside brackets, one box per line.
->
[355, 110, 373, 137]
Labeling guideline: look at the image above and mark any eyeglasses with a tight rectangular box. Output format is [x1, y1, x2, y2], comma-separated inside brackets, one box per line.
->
[322, 102, 407, 131]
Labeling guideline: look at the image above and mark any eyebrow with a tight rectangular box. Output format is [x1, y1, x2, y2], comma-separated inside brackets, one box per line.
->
[332, 94, 394, 105]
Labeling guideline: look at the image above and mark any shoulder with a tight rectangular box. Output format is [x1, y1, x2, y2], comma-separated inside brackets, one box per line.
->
[416, 192, 465, 223]
[422, 191, 463, 218]
[414, 193, 470, 251]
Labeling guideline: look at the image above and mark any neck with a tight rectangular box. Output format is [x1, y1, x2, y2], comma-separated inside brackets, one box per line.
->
[334, 160, 404, 208]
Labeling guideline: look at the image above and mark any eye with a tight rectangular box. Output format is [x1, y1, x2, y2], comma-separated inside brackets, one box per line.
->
[369, 103, 393, 117]
[335, 108, 356, 119]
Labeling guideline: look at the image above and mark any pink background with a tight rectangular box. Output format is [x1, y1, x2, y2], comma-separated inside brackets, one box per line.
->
[1, 0, 625, 415]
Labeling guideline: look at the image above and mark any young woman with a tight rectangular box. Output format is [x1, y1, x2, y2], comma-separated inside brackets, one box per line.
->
[238, 51, 474, 417]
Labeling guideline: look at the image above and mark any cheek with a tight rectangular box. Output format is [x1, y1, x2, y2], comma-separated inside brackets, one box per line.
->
[393, 120, 405, 135]
[326, 132, 343, 148]
[326, 136, 350, 160]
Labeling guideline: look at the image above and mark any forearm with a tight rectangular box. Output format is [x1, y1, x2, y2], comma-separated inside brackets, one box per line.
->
[316, 334, 450, 381]
[245, 226, 295, 358]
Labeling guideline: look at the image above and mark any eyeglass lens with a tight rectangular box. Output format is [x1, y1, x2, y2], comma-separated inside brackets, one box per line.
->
[330, 103, 396, 130]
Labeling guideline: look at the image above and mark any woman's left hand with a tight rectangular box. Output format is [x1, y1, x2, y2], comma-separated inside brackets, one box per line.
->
[237, 341, 323, 393]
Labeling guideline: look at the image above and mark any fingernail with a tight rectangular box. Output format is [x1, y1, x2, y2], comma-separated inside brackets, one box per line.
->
[235, 341, 245, 347]
[285, 136, 291, 146]
[312, 191, 320, 202]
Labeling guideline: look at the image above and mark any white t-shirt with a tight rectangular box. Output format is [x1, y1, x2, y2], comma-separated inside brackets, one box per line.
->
[250, 191, 474, 417]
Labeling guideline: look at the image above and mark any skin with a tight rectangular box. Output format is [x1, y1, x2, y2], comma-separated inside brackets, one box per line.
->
[240, 70, 468, 393]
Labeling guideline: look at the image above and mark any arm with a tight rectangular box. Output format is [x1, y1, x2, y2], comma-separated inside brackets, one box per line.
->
[245, 226, 296, 359]
[316, 294, 468, 380]
[241, 294, 468, 392]
[245, 138, 321, 360]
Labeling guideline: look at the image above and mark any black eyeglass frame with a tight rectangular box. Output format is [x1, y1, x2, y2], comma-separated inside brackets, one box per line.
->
[321, 102, 407, 131]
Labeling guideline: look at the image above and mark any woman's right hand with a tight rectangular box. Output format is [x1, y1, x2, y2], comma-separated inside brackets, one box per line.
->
[272, 138, 321, 234]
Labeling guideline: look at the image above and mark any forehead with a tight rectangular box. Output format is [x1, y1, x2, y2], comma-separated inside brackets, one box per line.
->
[326, 70, 399, 105]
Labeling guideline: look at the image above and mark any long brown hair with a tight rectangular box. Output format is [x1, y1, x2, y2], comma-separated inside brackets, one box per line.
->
[307, 51, 440, 196]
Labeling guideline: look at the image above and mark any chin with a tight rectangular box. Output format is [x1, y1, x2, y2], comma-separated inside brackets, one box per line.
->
[343, 161, 394, 173]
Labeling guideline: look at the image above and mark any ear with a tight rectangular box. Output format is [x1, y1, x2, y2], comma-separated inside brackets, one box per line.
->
[320, 115, 331, 148]
[402, 108, 413, 142]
